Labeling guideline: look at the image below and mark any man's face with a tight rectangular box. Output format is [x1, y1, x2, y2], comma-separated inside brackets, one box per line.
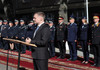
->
[9, 23, 13, 27]
[69, 19, 75, 23]
[15, 22, 18, 25]
[20, 22, 24, 25]
[94, 18, 99, 23]
[0, 22, 2, 25]
[33, 14, 42, 24]
[29, 22, 34, 25]
[49, 23, 53, 27]
[82, 19, 86, 23]
[3, 22, 7, 25]
[58, 20, 63, 24]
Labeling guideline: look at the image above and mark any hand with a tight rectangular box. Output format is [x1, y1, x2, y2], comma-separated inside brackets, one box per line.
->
[22, 37, 24, 39]
[25, 37, 31, 43]
[16, 37, 18, 39]
[67, 22, 70, 25]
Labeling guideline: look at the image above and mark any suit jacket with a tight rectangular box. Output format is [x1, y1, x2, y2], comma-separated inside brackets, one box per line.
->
[67, 23, 77, 42]
[79, 24, 89, 41]
[91, 23, 100, 44]
[31, 23, 50, 59]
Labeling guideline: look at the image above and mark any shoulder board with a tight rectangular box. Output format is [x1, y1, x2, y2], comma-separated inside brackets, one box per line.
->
[92, 24, 94, 27]
[97, 23, 100, 27]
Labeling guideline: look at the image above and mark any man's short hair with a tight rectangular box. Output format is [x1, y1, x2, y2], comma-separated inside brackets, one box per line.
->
[34, 12, 45, 19]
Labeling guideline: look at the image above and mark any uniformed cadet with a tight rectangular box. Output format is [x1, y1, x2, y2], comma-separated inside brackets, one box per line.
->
[26, 20, 36, 39]
[18, 20, 27, 54]
[7, 21, 15, 50]
[56, 16, 66, 59]
[48, 21, 55, 57]
[2, 20, 9, 50]
[13, 19, 20, 51]
[67, 16, 78, 61]
[79, 17, 89, 64]
[0, 20, 3, 49]
[26, 20, 36, 51]
[91, 16, 100, 67]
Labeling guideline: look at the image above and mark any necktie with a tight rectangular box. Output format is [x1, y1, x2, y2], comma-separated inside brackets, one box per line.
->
[70, 24, 72, 26]
[33, 26, 39, 38]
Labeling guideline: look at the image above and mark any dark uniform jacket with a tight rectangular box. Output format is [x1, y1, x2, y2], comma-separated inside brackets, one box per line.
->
[91, 23, 100, 44]
[31, 23, 50, 59]
[0, 25, 3, 35]
[26, 24, 36, 39]
[1, 24, 9, 37]
[50, 26, 55, 41]
[7, 26, 15, 38]
[67, 23, 77, 42]
[56, 23, 66, 41]
[13, 24, 20, 38]
[18, 24, 27, 40]
[79, 23, 89, 41]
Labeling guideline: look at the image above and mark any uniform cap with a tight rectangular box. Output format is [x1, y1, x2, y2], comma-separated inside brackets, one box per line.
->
[9, 21, 13, 24]
[15, 19, 19, 22]
[93, 16, 99, 19]
[20, 20, 24, 22]
[29, 20, 33, 23]
[0, 20, 2, 22]
[70, 16, 75, 20]
[59, 16, 64, 20]
[49, 21, 53, 24]
[82, 16, 87, 19]
[4, 20, 8, 22]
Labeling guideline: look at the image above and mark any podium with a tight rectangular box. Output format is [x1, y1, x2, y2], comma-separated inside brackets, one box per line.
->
[3, 38, 37, 70]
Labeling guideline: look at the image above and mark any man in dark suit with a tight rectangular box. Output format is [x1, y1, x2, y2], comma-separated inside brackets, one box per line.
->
[91, 16, 100, 67]
[25, 12, 50, 70]
[56, 16, 66, 59]
[67, 16, 78, 61]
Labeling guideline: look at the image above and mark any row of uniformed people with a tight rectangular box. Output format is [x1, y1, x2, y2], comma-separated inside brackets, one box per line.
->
[55, 16, 89, 62]
[48, 15, 100, 67]
[0, 19, 36, 53]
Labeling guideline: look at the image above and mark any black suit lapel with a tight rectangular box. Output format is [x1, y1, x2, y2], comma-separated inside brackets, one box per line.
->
[34, 23, 45, 37]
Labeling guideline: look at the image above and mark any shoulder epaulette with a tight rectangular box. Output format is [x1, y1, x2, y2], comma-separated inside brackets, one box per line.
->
[97, 23, 100, 27]
[92, 24, 94, 27]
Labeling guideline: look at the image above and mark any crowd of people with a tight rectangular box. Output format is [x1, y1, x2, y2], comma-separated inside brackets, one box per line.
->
[47, 15, 100, 67]
[0, 12, 100, 69]
[0, 19, 36, 53]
